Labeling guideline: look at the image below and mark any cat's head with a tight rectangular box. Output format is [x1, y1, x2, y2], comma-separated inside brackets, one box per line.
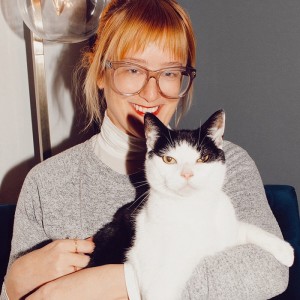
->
[144, 110, 226, 197]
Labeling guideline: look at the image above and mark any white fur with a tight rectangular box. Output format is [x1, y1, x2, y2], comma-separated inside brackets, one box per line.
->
[126, 142, 294, 300]
[207, 110, 225, 149]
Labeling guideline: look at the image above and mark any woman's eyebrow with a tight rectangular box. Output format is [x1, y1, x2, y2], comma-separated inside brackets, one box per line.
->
[122, 57, 183, 67]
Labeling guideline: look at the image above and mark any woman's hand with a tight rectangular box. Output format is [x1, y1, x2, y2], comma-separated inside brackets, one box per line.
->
[5, 239, 94, 300]
[25, 264, 129, 300]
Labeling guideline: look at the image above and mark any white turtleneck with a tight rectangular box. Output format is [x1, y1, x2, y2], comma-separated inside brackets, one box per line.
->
[94, 113, 146, 175]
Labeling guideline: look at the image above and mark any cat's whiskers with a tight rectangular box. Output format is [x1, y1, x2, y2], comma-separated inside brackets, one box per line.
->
[130, 191, 150, 216]
[197, 120, 202, 146]
[128, 189, 149, 208]
[132, 179, 149, 186]
[131, 174, 150, 189]
[133, 182, 149, 189]
[129, 169, 146, 176]
[161, 131, 174, 148]
[167, 128, 175, 147]
[197, 125, 208, 152]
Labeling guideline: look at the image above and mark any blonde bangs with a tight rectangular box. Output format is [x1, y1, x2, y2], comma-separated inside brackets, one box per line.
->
[109, 22, 189, 64]
[104, 1, 194, 65]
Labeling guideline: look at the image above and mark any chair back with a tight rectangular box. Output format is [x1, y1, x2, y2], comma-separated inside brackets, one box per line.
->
[0, 204, 16, 287]
[265, 185, 300, 300]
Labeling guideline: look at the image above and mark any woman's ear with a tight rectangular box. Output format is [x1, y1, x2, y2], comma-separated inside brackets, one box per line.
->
[97, 77, 105, 89]
[97, 71, 107, 89]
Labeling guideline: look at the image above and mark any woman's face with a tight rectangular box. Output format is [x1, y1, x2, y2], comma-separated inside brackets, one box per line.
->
[99, 43, 184, 138]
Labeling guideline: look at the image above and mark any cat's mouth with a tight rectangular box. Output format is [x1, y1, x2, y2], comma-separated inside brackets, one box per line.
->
[131, 103, 160, 116]
[174, 182, 198, 196]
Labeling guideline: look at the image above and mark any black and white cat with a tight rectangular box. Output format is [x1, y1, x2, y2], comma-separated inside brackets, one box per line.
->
[89, 110, 294, 300]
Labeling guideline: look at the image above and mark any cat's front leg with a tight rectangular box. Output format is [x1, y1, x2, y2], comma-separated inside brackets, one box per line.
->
[238, 221, 294, 267]
[141, 279, 182, 300]
[137, 260, 194, 300]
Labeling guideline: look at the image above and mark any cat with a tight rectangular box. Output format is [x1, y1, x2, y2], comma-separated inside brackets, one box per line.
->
[88, 110, 294, 300]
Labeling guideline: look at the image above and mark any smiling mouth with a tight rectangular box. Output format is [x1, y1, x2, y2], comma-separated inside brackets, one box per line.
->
[132, 103, 160, 116]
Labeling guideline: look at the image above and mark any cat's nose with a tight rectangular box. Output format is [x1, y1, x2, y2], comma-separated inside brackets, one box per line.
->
[181, 171, 194, 179]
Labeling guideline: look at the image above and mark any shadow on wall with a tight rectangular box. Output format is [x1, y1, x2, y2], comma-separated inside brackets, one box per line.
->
[0, 159, 37, 205]
[0, 1, 96, 204]
[45, 35, 96, 156]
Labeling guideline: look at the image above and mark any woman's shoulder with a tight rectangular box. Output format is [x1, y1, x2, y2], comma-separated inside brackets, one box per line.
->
[223, 140, 253, 163]
[223, 140, 248, 155]
[223, 140, 261, 184]
[27, 137, 95, 181]
[223, 140, 260, 175]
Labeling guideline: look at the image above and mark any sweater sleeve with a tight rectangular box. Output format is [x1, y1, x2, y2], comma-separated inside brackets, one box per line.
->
[181, 141, 289, 300]
[6, 169, 48, 267]
[0, 168, 50, 300]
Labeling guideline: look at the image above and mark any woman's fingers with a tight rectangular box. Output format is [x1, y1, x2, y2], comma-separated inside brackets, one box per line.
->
[69, 252, 91, 270]
[5, 238, 95, 299]
[48, 238, 95, 254]
[47, 239, 95, 272]
[35, 239, 94, 277]
[73, 239, 95, 254]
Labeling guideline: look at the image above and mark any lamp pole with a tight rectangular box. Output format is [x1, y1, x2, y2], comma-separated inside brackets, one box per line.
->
[30, 32, 52, 161]
[29, 0, 52, 161]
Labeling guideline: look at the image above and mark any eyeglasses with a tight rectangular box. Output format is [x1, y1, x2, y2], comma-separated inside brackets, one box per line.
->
[105, 61, 196, 99]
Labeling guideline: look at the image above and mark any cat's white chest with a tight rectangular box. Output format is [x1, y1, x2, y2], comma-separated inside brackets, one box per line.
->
[126, 190, 238, 300]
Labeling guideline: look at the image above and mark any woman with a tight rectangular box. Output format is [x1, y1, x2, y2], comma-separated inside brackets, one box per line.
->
[2, 0, 288, 299]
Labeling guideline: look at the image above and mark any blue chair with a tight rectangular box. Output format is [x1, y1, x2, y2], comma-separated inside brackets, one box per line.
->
[0, 185, 299, 298]
[0, 204, 15, 288]
[264, 185, 300, 299]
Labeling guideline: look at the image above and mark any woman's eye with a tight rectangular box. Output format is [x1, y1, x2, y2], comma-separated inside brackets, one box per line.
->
[123, 66, 143, 75]
[197, 155, 209, 163]
[162, 70, 180, 78]
[165, 71, 175, 77]
[128, 68, 139, 74]
[162, 156, 177, 164]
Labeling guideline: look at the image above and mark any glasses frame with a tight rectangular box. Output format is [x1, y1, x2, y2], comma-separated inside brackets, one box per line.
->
[105, 61, 196, 99]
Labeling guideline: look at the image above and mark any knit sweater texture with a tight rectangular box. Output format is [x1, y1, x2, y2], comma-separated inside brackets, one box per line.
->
[1, 136, 288, 299]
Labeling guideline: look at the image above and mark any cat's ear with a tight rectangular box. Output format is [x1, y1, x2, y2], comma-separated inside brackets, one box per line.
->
[203, 110, 225, 149]
[144, 113, 167, 151]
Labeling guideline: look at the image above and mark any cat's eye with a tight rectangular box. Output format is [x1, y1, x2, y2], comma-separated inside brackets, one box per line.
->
[162, 156, 177, 164]
[197, 155, 209, 163]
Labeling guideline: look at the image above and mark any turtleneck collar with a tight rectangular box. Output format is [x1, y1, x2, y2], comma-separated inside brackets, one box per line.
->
[94, 112, 147, 175]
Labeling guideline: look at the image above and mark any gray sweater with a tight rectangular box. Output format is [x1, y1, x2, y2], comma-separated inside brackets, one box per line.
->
[1, 137, 288, 299]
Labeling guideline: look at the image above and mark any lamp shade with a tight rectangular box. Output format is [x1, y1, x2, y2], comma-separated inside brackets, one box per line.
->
[18, 0, 106, 43]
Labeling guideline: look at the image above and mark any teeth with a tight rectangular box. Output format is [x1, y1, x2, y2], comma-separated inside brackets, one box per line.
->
[133, 104, 159, 114]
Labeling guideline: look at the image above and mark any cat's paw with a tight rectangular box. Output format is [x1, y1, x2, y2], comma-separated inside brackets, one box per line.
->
[272, 240, 294, 267]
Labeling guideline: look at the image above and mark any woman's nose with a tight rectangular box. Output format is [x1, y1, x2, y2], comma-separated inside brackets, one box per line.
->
[139, 77, 160, 102]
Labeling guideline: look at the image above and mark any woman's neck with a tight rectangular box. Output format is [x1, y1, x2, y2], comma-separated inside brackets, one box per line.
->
[94, 113, 146, 175]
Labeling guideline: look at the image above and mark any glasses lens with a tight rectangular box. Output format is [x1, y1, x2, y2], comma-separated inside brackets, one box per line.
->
[159, 69, 191, 98]
[113, 65, 146, 95]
